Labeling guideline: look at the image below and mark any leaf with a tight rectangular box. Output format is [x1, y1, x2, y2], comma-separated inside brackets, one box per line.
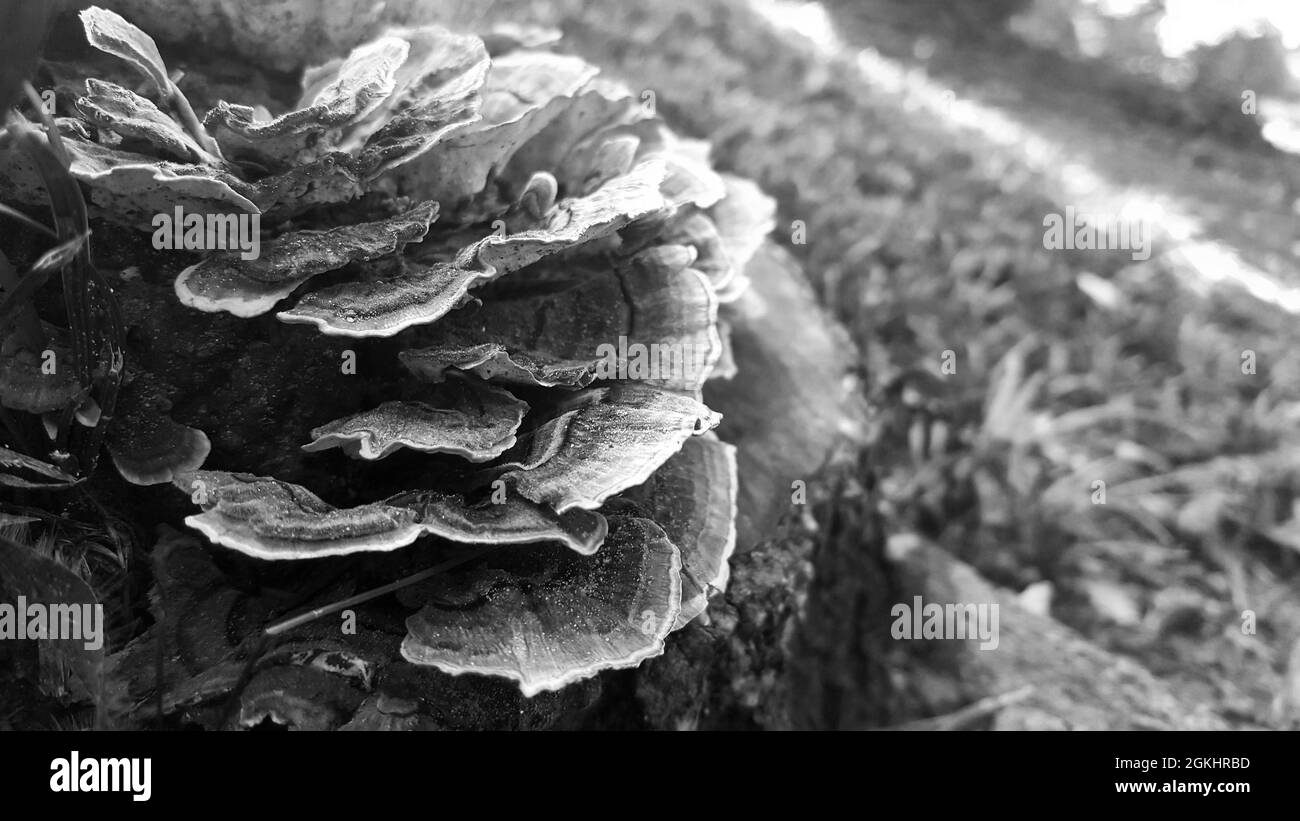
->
[0, 202, 56, 239]
[29, 233, 89, 276]
[78, 6, 171, 97]
[0, 531, 103, 702]
[0, 446, 79, 489]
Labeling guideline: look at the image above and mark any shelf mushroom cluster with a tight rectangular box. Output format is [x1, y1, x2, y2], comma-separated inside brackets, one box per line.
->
[4, 6, 776, 696]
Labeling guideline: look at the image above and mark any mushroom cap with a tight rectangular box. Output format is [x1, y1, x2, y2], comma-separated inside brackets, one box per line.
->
[302, 379, 527, 462]
[204, 35, 411, 168]
[466, 158, 667, 279]
[109, 422, 210, 487]
[620, 431, 738, 629]
[174, 201, 438, 317]
[395, 50, 601, 212]
[710, 174, 777, 277]
[326, 25, 489, 177]
[276, 160, 669, 337]
[389, 489, 608, 556]
[501, 384, 721, 514]
[180, 471, 423, 559]
[0, 134, 260, 231]
[398, 243, 720, 391]
[178, 470, 609, 560]
[77, 79, 207, 163]
[275, 261, 490, 339]
[106, 377, 211, 486]
[401, 516, 681, 697]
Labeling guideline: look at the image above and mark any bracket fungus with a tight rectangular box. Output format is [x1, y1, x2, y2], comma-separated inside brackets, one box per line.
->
[619, 432, 739, 629]
[302, 383, 526, 463]
[177, 470, 608, 560]
[104, 373, 211, 486]
[107, 408, 211, 487]
[174, 200, 439, 317]
[5, 4, 782, 708]
[498, 385, 722, 514]
[396, 243, 721, 392]
[401, 516, 682, 697]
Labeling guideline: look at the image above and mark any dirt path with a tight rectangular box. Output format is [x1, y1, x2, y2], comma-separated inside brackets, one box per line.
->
[817, 0, 1300, 313]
